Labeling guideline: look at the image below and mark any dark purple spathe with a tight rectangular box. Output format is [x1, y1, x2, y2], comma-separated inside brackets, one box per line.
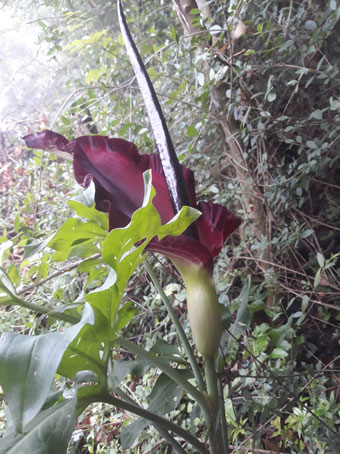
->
[23, 130, 240, 272]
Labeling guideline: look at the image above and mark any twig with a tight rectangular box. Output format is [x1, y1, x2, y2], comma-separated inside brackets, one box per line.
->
[229, 447, 288, 454]
[312, 179, 340, 190]
[227, 331, 340, 438]
[17, 253, 101, 296]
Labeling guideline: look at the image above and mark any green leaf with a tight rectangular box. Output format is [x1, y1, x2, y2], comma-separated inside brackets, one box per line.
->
[66, 30, 108, 53]
[121, 372, 187, 448]
[68, 193, 109, 230]
[267, 92, 276, 102]
[330, 0, 337, 10]
[0, 267, 19, 305]
[271, 347, 288, 359]
[306, 140, 317, 149]
[301, 295, 309, 312]
[117, 32, 124, 46]
[314, 268, 321, 288]
[57, 306, 111, 380]
[170, 26, 178, 43]
[85, 67, 106, 84]
[58, 170, 201, 342]
[119, 122, 133, 136]
[197, 72, 205, 86]
[268, 325, 294, 349]
[71, 183, 95, 207]
[158, 206, 200, 239]
[150, 339, 183, 363]
[7, 264, 20, 286]
[0, 397, 77, 454]
[146, 66, 159, 78]
[309, 109, 323, 120]
[68, 240, 100, 260]
[113, 301, 136, 331]
[109, 359, 151, 388]
[187, 125, 197, 137]
[50, 218, 107, 247]
[0, 240, 13, 265]
[150, 339, 181, 356]
[86, 268, 120, 323]
[227, 277, 251, 348]
[304, 20, 316, 31]
[101, 170, 200, 299]
[301, 229, 313, 239]
[0, 305, 94, 432]
[76, 256, 103, 273]
[48, 218, 106, 261]
[316, 252, 325, 268]
[0, 268, 41, 310]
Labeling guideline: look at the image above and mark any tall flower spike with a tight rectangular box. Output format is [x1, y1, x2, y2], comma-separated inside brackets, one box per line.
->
[23, 5, 241, 357]
[22, 130, 241, 355]
[116, 0, 195, 235]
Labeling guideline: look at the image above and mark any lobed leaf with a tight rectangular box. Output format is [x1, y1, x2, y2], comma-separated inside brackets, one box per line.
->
[57, 306, 111, 380]
[48, 218, 106, 261]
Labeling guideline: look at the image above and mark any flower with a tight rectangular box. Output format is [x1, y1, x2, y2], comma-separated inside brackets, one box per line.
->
[23, 130, 240, 273]
[23, 130, 241, 356]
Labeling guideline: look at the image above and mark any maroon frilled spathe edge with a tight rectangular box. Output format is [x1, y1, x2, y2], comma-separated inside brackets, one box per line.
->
[23, 130, 241, 272]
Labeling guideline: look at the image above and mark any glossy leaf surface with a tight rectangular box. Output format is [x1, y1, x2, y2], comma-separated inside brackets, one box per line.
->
[0, 305, 93, 432]
[0, 397, 77, 454]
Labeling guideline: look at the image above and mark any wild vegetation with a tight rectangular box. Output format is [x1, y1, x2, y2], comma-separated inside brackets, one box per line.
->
[0, 1, 339, 453]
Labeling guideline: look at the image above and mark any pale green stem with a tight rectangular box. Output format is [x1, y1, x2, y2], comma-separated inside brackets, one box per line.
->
[1, 294, 80, 324]
[116, 337, 211, 421]
[99, 344, 112, 390]
[218, 378, 229, 454]
[204, 355, 224, 454]
[144, 259, 205, 393]
[79, 391, 208, 454]
[156, 425, 188, 454]
[205, 356, 218, 404]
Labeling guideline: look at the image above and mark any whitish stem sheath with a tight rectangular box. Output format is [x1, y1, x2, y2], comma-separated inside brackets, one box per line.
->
[144, 258, 205, 392]
[205, 355, 224, 454]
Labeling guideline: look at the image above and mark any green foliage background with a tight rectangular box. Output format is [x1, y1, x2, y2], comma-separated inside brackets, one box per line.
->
[0, 0, 339, 452]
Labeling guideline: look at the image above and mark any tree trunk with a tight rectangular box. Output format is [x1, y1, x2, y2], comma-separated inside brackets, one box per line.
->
[173, 0, 276, 306]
